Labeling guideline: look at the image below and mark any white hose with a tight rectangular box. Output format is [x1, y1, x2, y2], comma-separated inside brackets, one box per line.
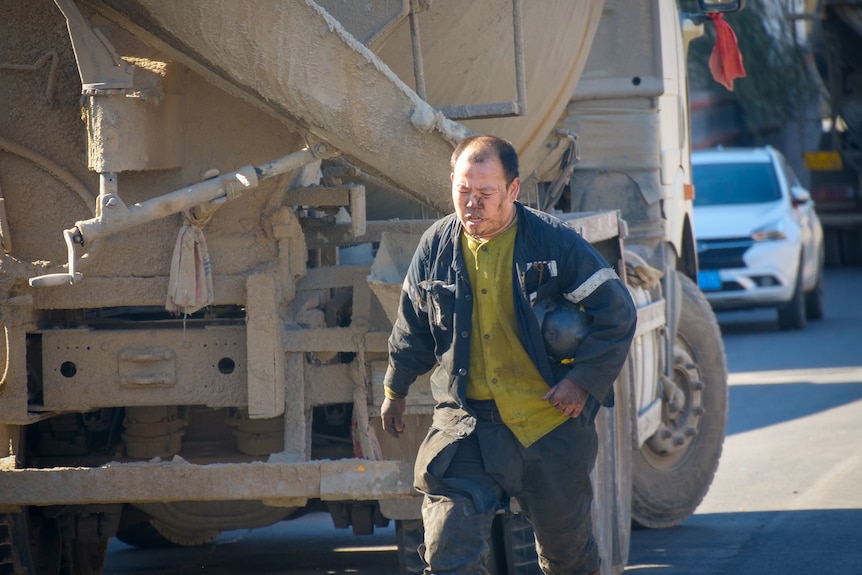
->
[0, 136, 96, 215]
[0, 325, 9, 392]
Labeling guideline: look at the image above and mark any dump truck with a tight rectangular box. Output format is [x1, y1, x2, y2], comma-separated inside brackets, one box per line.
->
[808, 0, 862, 265]
[0, 1, 734, 573]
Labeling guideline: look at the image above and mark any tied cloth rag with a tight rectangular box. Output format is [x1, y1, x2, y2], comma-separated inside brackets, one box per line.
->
[166, 208, 213, 315]
[707, 13, 746, 91]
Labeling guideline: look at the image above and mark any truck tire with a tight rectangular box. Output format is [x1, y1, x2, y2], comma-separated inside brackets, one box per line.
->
[60, 538, 109, 575]
[631, 274, 728, 529]
[395, 519, 425, 575]
[115, 520, 220, 549]
[395, 515, 508, 574]
[491, 511, 540, 575]
[0, 509, 61, 575]
[0, 508, 106, 575]
[115, 521, 175, 549]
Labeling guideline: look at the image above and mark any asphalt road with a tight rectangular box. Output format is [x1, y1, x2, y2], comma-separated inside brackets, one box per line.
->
[626, 266, 862, 575]
[103, 267, 862, 575]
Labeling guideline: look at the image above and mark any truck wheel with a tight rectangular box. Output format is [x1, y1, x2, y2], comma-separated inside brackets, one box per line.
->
[491, 511, 540, 575]
[115, 519, 220, 549]
[777, 270, 806, 330]
[60, 538, 108, 575]
[395, 516, 508, 575]
[395, 519, 425, 575]
[631, 274, 728, 529]
[115, 521, 175, 549]
[0, 509, 61, 575]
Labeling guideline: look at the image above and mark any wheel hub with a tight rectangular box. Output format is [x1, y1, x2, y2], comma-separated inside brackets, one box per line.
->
[645, 346, 705, 463]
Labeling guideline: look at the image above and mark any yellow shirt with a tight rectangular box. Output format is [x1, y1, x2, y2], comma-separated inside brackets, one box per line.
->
[461, 224, 568, 447]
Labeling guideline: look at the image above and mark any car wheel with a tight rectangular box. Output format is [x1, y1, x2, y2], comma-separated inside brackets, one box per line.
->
[804, 269, 825, 321]
[777, 270, 806, 330]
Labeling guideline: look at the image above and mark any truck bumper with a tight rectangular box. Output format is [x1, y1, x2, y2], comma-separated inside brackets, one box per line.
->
[0, 458, 414, 509]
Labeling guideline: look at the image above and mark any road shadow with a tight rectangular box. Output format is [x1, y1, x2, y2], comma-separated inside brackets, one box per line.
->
[726, 381, 862, 435]
[105, 512, 400, 575]
[627, 508, 862, 574]
[715, 310, 862, 372]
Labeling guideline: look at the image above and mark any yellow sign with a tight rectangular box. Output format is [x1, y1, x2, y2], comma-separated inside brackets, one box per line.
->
[804, 151, 843, 171]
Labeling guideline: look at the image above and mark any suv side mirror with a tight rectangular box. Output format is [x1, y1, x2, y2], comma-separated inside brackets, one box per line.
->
[698, 0, 745, 13]
[790, 186, 811, 207]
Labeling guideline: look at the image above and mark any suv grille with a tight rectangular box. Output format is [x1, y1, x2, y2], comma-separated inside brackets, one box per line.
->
[697, 237, 752, 270]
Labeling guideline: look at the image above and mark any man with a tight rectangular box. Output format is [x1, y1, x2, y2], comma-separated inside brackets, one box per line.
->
[381, 135, 637, 575]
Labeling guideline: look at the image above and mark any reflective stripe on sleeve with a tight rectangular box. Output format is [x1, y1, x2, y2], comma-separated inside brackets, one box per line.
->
[404, 277, 427, 312]
[563, 268, 619, 304]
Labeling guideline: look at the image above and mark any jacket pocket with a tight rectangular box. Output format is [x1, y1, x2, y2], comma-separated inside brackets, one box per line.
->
[420, 280, 455, 331]
[520, 260, 559, 305]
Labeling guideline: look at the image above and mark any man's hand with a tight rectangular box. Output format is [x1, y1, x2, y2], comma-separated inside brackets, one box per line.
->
[542, 377, 589, 418]
[381, 397, 407, 438]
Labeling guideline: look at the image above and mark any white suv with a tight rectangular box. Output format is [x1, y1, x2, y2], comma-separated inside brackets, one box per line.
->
[691, 146, 825, 330]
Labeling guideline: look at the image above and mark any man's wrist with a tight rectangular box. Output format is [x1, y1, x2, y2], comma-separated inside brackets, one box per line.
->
[384, 386, 407, 400]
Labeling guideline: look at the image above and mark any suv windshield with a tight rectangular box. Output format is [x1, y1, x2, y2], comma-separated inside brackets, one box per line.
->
[692, 161, 782, 206]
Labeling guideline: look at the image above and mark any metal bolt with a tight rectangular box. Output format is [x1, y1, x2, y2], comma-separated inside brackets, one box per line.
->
[693, 406, 705, 416]
[105, 197, 117, 207]
[668, 401, 680, 412]
[685, 427, 697, 437]
[673, 436, 685, 446]
[660, 429, 672, 439]
[691, 380, 705, 391]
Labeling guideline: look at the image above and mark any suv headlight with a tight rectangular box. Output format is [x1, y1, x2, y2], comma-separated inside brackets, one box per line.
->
[751, 219, 787, 242]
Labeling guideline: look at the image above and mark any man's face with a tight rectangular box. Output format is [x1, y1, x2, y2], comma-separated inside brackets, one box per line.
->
[451, 152, 520, 240]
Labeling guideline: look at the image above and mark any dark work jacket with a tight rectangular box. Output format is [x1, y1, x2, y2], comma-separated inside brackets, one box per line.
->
[383, 202, 637, 443]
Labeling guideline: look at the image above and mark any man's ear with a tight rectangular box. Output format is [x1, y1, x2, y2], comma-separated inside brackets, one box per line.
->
[450, 172, 455, 183]
[508, 177, 521, 200]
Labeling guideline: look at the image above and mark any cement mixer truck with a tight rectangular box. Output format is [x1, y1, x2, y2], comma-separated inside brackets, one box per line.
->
[0, 1, 737, 573]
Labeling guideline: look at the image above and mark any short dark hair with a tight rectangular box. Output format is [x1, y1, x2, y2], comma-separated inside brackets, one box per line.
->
[450, 135, 519, 186]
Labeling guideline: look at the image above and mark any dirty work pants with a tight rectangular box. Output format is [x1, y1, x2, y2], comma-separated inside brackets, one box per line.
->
[414, 399, 600, 575]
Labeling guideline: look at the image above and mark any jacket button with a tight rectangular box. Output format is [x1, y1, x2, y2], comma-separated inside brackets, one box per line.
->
[461, 331, 469, 338]
[465, 294, 472, 301]
[458, 368, 467, 376]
